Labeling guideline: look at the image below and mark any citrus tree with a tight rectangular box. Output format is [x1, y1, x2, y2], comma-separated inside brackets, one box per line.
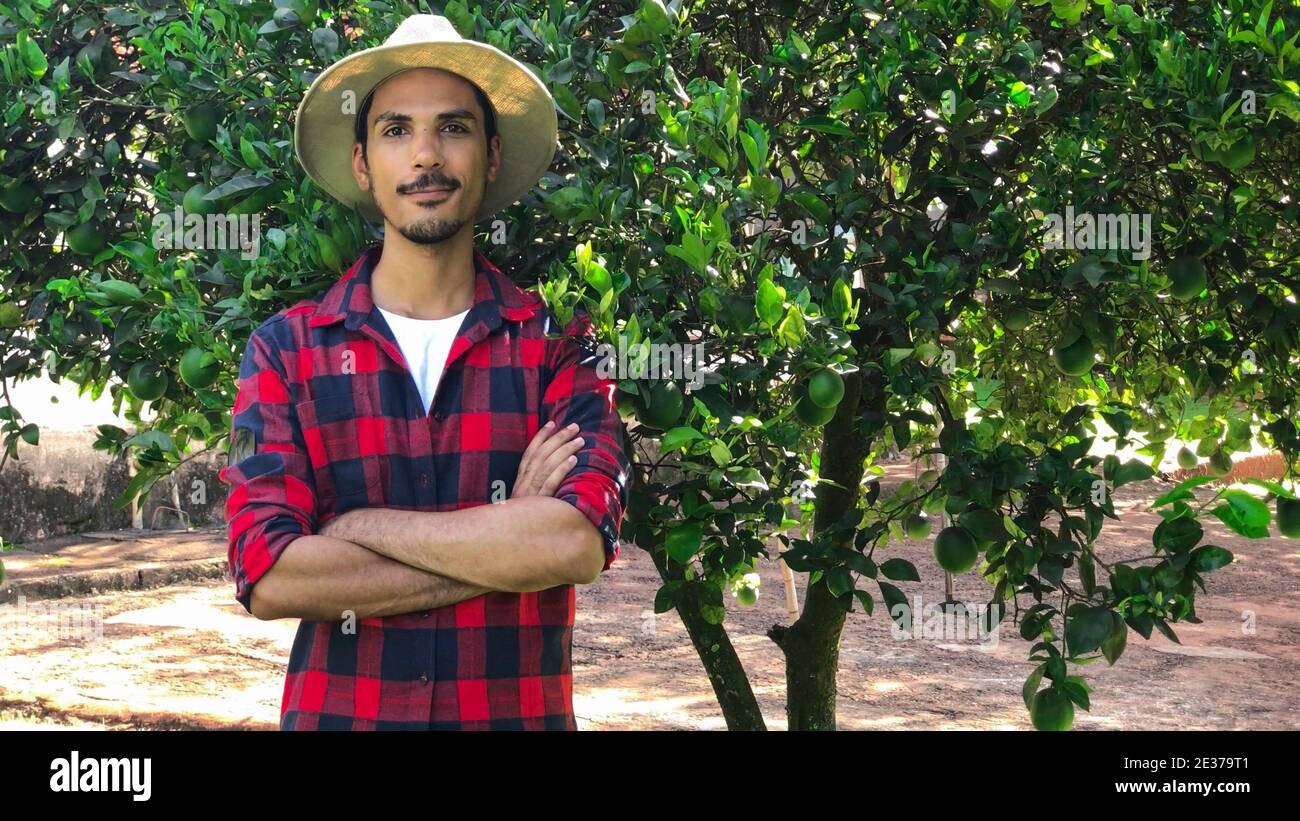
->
[2, 0, 1299, 730]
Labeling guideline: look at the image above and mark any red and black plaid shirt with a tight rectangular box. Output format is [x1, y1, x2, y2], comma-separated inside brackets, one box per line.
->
[218, 244, 629, 730]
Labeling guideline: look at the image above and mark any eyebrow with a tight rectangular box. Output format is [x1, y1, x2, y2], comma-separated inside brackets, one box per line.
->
[373, 108, 477, 130]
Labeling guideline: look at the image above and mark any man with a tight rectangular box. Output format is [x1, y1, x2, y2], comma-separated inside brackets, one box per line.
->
[219, 14, 630, 730]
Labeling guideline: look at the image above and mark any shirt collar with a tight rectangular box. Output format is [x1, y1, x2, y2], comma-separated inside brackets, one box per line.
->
[307, 243, 544, 333]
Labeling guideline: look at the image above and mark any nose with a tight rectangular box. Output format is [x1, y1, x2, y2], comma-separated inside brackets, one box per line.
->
[409, 125, 445, 171]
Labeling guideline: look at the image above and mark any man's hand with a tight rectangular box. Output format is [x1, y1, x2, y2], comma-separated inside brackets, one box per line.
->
[511, 420, 585, 498]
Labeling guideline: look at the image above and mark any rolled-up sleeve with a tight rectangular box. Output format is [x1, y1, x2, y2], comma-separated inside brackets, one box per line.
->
[541, 312, 631, 573]
[217, 324, 317, 613]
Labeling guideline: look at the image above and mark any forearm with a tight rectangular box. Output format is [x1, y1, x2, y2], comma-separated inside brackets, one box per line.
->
[250, 533, 494, 621]
[322, 497, 597, 592]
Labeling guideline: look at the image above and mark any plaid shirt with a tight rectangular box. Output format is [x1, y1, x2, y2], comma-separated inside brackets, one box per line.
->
[218, 244, 629, 730]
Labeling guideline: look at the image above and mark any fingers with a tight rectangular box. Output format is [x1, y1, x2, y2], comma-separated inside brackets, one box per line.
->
[536, 434, 585, 494]
[538, 453, 578, 497]
[519, 420, 560, 466]
[514, 421, 583, 497]
[524, 421, 579, 468]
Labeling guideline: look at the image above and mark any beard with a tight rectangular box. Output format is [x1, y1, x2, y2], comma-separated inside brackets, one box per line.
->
[397, 211, 465, 245]
[370, 169, 483, 245]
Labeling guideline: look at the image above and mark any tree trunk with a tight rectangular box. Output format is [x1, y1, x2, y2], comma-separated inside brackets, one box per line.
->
[625, 426, 767, 730]
[768, 370, 869, 730]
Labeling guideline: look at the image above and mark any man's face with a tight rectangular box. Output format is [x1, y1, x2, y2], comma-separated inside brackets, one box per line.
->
[352, 68, 501, 245]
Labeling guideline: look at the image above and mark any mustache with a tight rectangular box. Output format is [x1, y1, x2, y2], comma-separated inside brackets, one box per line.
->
[398, 175, 458, 194]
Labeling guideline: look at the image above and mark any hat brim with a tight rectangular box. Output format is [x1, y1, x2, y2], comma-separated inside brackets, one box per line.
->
[294, 40, 557, 223]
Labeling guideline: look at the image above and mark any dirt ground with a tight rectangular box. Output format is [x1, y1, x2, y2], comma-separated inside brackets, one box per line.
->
[1, 479, 1298, 730]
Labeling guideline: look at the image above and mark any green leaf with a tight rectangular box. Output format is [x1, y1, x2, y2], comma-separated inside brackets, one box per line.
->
[1062, 676, 1092, 710]
[1152, 516, 1202, 553]
[1035, 85, 1059, 114]
[1153, 474, 1218, 507]
[443, 0, 476, 36]
[653, 581, 682, 613]
[755, 278, 784, 326]
[797, 116, 854, 137]
[831, 279, 852, 322]
[1023, 663, 1046, 710]
[1190, 544, 1234, 572]
[775, 305, 806, 347]
[1065, 605, 1113, 656]
[1220, 489, 1271, 529]
[878, 581, 910, 629]
[1100, 611, 1127, 665]
[1211, 501, 1269, 539]
[887, 347, 914, 366]
[726, 467, 768, 490]
[544, 186, 588, 220]
[853, 589, 874, 615]
[665, 523, 703, 563]
[708, 440, 733, 465]
[1243, 478, 1298, 500]
[826, 567, 853, 597]
[789, 191, 831, 224]
[205, 174, 271, 200]
[113, 241, 153, 266]
[1112, 459, 1154, 487]
[551, 82, 581, 122]
[1151, 616, 1181, 645]
[17, 31, 48, 78]
[586, 98, 606, 129]
[738, 131, 763, 172]
[831, 86, 869, 114]
[659, 426, 704, 451]
[879, 558, 920, 582]
[1050, 0, 1087, 25]
[311, 27, 340, 60]
[957, 509, 1009, 541]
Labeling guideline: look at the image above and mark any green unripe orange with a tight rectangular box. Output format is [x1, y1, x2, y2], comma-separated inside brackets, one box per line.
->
[636, 381, 684, 431]
[934, 526, 979, 574]
[0, 180, 38, 213]
[1030, 687, 1075, 731]
[795, 393, 837, 426]
[1209, 449, 1233, 477]
[127, 361, 169, 401]
[1218, 136, 1255, 170]
[1002, 306, 1031, 331]
[1169, 255, 1207, 301]
[807, 368, 844, 408]
[181, 105, 220, 142]
[179, 346, 221, 389]
[183, 183, 219, 216]
[905, 513, 932, 540]
[1052, 334, 1095, 377]
[65, 221, 107, 255]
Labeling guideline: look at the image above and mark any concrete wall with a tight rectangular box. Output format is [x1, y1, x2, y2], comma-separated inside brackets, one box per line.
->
[0, 428, 225, 545]
[0, 371, 226, 546]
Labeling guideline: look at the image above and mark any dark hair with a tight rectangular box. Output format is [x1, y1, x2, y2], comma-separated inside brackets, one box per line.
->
[353, 72, 498, 163]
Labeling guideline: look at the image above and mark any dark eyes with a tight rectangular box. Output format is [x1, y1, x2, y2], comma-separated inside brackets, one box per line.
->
[382, 123, 469, 137]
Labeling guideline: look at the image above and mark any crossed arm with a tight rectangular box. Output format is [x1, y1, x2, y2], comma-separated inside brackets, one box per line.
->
[224, 319, 628, 623]
[249, 422, 605, 622]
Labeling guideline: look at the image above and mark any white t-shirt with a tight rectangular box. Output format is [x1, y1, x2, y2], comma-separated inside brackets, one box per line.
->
[377, 306, 470, 415]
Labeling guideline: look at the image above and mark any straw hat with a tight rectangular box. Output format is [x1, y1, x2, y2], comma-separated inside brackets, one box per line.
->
[293, 14, 557, 223]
